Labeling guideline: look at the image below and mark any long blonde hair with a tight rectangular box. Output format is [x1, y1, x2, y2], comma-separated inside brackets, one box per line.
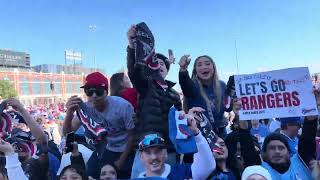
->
[191, 55, 222, 114]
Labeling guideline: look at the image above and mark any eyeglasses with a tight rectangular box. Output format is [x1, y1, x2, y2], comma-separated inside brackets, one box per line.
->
[84, 88, 105, 97]
[138, 134, 165, 151]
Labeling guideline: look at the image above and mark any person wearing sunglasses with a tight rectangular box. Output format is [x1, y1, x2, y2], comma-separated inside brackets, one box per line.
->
[137, 112, 215, 179]
[63, 72, 135, 179]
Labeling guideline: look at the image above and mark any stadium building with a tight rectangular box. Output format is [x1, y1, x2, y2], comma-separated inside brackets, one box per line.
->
[0, 49, 104, 105]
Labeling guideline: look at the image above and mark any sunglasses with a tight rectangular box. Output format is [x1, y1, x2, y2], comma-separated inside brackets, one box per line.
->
[84, 88, 105, 97]
[138, 134, 165, 151]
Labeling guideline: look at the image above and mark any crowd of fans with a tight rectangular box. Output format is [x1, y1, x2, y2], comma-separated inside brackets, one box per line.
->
[0, 23, 319, 180]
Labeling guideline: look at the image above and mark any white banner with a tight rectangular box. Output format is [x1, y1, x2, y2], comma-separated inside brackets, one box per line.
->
[65, 50, 82, 61]
[235, 67, 318, 120]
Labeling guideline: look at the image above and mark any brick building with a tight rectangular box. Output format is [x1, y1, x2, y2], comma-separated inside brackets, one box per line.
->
[0, 69, 84, 105]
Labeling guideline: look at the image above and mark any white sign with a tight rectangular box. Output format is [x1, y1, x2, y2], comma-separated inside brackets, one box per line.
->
[65, 50, 82, 61]
[235, 67, 318, 120]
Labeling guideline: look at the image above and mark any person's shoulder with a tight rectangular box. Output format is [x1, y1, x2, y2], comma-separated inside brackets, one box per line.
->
[107, 96, 133, 108]
[108, 96, 127, 103]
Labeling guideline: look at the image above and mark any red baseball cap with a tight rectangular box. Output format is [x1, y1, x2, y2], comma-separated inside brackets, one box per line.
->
[80, 72, 108, 90]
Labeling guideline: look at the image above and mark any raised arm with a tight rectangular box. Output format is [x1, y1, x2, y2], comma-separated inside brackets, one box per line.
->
[63, 96, 82, 136]
[237, 128, 262, 166]
[5, 98, 47, 145]
[298, 89, 320, 166]
[191, 133, 216, 179]
[183, 111, 215, 179]
[235, 120, 262, 166]
[224, 120, 261, 179]
[298, 116, 317, 166]
[70, 142, 86, 172]
[126, 25, 149, 94]
[1, 140, 29, 180]
[178, 55, 197, 98]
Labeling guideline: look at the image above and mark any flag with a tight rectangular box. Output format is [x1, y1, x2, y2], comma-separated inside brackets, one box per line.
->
[76, 103, 108, 145]
[135, 22, 168, 89]
[168, 106, 197, 154]
[0, 110, 26, 138]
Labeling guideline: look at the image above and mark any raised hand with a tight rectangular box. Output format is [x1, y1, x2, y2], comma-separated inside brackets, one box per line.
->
[65, 96, 82, 114]
[71, 142, 80, 157]
[127, 25, 137, 48]
[178, 111, 200, 135]
[0, 139, 14, 155]
[187, 114, 200, 135]
[178, 55, 191, 71]
[187, 107, 205, 123]
[167, 49, 175, 64]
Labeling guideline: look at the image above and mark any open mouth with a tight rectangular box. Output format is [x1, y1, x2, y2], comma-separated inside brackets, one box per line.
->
[150, 160, 161, 167]
[201, 71, 210, 77]
[213, 147, 224, 155]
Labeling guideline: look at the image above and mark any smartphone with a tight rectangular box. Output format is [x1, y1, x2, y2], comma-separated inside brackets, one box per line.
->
[168, 49, 173, 56]
[168, 49, 175, 63]
[65, 132, 75, 153]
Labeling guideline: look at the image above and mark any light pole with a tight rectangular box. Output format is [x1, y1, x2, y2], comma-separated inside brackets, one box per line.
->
[89, 25, 97, 72]
[234, 39, 239, 74]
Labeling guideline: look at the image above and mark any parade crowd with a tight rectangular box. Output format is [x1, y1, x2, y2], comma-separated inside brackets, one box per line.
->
[0, 23, 320, 180]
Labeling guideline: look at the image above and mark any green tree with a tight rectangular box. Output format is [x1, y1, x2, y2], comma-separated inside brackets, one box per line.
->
[0, 80, 17, 99]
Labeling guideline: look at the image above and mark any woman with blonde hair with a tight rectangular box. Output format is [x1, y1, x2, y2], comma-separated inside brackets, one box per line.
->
[179, 55, 227, 137]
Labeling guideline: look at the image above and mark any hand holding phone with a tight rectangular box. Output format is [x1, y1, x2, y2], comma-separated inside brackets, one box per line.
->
[179, 55, 191, 70]
[168, 49, 175, 64]
[71, 142, 79, 157]
[64, 132, 75, 153]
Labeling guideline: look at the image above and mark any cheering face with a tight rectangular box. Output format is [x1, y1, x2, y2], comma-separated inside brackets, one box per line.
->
[60, 168, 82, 180]
[212, 137, 228, 161]
[122, 74, 132, 88]
[195, 57, 214, 80]
[100, 164, 117, 180]
[158, 59, 168, 79]
[265, 140, 290, 164]
[140, 147, 167, 174]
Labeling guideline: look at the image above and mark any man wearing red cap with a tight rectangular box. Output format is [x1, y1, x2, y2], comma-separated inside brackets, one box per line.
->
[62, 72, 135, 179]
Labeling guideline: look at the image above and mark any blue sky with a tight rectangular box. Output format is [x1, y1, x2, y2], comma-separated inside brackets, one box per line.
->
[1, 0, 319, 84]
